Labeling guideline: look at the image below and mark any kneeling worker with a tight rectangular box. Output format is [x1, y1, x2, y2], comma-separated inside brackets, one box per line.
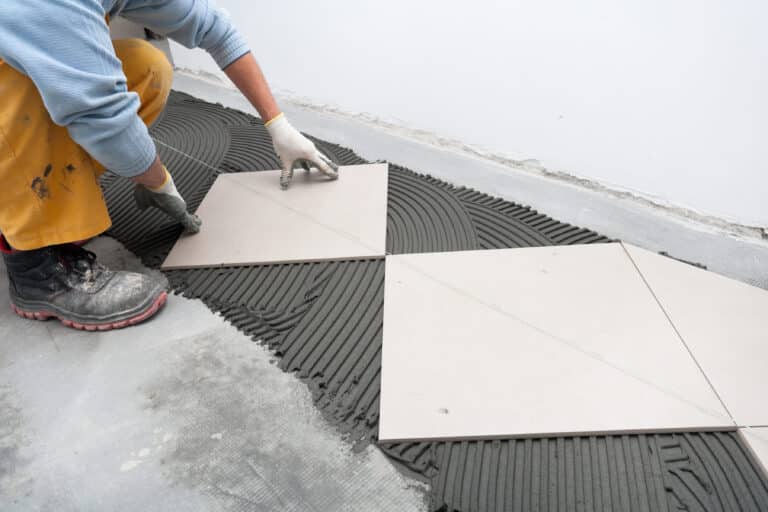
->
[0, 0, 337, 330]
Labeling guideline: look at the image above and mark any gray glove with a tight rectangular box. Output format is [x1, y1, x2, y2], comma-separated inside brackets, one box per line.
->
[133, 167, 202, 234]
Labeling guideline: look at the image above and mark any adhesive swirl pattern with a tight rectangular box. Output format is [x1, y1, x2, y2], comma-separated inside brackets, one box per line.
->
[102, 92, 768, 512]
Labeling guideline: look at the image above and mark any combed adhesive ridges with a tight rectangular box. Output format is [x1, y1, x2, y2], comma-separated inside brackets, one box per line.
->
[102, 91, 768, 511]
[426, 432, 768, 512]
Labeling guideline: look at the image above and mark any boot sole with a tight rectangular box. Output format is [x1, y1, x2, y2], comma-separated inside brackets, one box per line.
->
[10, 291, 168, 331]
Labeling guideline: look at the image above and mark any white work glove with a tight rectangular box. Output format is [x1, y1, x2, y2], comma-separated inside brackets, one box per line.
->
[265, 113, 339, 190]
[133, 166, 202, 234]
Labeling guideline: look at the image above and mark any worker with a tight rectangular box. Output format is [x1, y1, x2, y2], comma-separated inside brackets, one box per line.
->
[0, 1, 337, 331]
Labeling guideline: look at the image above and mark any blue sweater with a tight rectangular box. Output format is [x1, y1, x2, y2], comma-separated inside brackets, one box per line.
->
[0, 0, 249, 177]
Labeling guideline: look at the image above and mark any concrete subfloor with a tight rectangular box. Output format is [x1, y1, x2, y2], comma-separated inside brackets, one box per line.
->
[0, 237, 427, 512]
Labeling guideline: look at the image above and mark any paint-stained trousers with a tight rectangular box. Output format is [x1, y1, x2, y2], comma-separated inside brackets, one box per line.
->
[0, 39, 172, 250]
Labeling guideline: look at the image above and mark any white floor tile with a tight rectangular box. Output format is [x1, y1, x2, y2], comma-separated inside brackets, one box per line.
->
[741, 428, 768, 478]
[162, 164, 388, 268]
[624, 243, 768, 427]
[380, 243, 732, 442]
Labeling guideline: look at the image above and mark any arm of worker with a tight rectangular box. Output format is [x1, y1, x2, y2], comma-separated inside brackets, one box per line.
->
[0, 0, 199, 232]
[224, 53, 339, 189]
[120, 0, 338, 189]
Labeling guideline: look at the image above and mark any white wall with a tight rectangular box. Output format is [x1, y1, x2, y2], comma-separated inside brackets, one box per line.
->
[110, 17, 174, 63]
[169, 0, 768, 228]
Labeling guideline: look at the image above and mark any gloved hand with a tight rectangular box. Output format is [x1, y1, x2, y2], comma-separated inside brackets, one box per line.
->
[133, 166, 202, 234]
[265, 113, 339, 190]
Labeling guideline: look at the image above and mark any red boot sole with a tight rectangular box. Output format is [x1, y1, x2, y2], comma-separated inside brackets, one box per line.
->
[10, 291, 168, 331]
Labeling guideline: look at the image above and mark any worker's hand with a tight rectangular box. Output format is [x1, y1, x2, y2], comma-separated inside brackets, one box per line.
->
[265, 113, 339, 190]
[133, 166, 202, 234]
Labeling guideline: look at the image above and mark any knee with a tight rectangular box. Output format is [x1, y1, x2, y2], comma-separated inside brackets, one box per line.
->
[116, 39, 173, 97]
[141, 41, 173, 91]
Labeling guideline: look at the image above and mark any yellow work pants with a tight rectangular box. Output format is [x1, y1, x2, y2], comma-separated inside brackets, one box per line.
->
[0, 39, 172, 250]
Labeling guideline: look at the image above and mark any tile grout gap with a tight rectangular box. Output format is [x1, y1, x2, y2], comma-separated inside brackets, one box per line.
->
[620, 241, 736, 425]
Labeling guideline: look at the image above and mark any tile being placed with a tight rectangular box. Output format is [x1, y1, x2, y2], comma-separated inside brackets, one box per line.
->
[624, 243, 768, 427]
[162, 164, 388, 269]
[379, 243, 731, 442]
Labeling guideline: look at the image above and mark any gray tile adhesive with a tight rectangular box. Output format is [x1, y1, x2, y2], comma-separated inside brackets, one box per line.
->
[100, 91, 768, 512]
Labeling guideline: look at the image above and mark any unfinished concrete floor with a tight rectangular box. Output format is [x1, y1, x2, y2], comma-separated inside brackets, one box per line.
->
[3, 90, 766, 512]
[0, 237, 427, 512]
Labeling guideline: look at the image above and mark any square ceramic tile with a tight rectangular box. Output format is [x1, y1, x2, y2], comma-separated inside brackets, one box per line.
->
[624, 243, 768, 426]
[379, 243, 731, 442]
[162, 164, 388, 269]
[741, 428, 768, 478]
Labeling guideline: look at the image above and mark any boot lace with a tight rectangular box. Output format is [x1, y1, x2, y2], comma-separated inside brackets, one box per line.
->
[57, 244, 105, 289]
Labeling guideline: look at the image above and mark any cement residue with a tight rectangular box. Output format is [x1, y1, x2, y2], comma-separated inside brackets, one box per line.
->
[0, 383, 33, 499]
[0, 238, 427, 512]
[144, 323, 427, 512]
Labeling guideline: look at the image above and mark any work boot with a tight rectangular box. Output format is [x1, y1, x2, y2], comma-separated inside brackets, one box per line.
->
[1, 238, 167, 331]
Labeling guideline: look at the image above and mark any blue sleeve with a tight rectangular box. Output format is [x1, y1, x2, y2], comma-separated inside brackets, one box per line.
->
[0, 0, 156, 177]
[118, 0, 250, 69]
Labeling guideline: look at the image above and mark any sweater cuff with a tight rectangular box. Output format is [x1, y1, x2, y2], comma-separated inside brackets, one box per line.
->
[109, 115, 157, 177]
[208, 31, 250, 69]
